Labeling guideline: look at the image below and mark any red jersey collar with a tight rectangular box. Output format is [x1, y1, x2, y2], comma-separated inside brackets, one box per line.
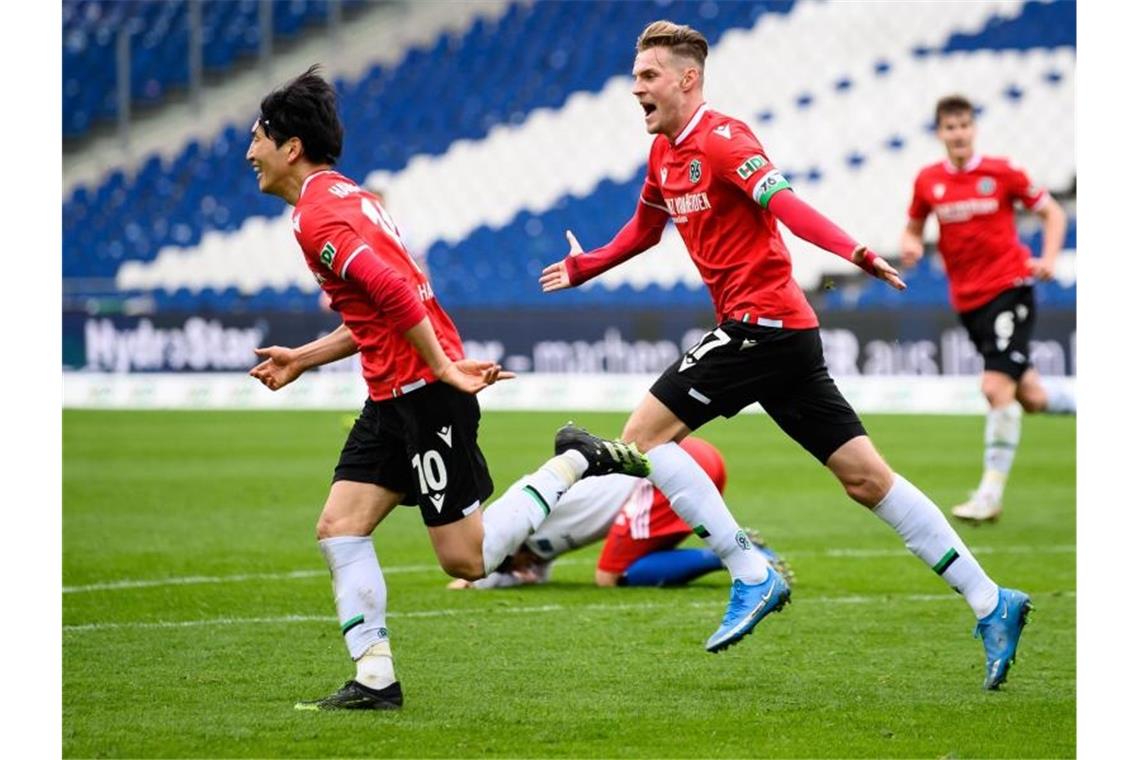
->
[298, 169, 338, 200]
[673, 103, 709, 146]
[942, 154, 983, 174]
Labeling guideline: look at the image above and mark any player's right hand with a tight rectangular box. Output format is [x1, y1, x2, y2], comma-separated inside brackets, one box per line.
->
[539, 229, 584, 292]
[250, 346, 304, 391]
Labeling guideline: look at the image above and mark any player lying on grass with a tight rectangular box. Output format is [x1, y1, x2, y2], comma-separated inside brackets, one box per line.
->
[447, 436, 793, 590]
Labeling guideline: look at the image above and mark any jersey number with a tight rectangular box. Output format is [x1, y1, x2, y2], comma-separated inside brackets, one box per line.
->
[679, 328, 731, 372]
[360, 197, 422, 273]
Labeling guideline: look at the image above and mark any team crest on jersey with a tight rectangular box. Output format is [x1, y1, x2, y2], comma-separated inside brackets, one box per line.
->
[319, 242, 337, 269]
[689, 159, 702, 183]
[977, 177, 997, 195]
[736, 155, 768, 180]
[933, 183, 946, 199]
[660, 167, 668, 184]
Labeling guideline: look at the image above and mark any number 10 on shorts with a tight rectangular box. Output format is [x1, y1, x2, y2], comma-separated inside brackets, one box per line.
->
[412, 450, 448, 508]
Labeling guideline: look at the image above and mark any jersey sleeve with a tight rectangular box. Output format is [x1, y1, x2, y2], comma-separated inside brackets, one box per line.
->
[907, 173, 931, 220]
[298, 205, 426, 331]
[1005, 161, 1050, 211]
[704, 121, 792, 209]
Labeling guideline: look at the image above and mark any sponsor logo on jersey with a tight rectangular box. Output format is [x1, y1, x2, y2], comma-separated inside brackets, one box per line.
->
[933, 197, 999, 223]
[977, 177, 997, 195]
[327, 181, 361, 199]
[933, 183, 946, 200]
[689, 159, 702, 183]
[664, 191, 712, 219]
[319, 242, 337, 268]
[713, 124, 733, 139]
[736, 155, 768, 180]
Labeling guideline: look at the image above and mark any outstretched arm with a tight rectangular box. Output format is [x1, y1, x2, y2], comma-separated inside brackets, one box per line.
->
[250, 323, 359, 391]
[767, 190, 906, 290]
[540, 200, 670, 292]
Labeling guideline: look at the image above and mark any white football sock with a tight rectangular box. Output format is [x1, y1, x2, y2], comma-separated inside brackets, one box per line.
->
[355, 640, 396, 690]
[976, 403, 1021, 505]
[647, 442, 769, 584]
[480, 455, 582, 575]
[1040, 377, 1076, 414]
[319, 536, 391, 661]
[873, 473, 999, 619]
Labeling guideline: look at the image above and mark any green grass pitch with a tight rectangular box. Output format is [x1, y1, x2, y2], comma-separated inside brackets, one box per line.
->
[63, 409, 1075, 758]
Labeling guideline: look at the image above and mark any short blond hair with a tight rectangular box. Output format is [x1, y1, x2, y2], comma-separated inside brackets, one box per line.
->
[636, 20, 709, 68]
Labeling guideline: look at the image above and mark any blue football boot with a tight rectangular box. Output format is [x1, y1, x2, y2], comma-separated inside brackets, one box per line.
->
[705, 570, 791, 653]
[974, 587, 1033, 690]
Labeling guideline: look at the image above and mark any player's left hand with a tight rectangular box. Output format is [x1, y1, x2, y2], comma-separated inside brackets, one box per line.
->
[853, 246, 907, 291]
[438, 359, 516, 394]
[1028, 259, 1055, 281]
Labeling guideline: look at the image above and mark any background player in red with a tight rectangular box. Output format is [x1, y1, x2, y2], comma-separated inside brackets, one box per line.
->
[245, 66, 649, 711]
[540, 21, 1030, 689]
[447, 437, 793, 590]
[901, 94, 1073, 524]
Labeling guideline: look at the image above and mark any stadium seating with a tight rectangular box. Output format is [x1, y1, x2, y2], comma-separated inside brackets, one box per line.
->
[63, 0, 1076, 314]
[63, 0, 362, 140]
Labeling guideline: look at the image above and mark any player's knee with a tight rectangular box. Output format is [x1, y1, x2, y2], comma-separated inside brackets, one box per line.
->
[438, 553, 485, 581]
[981, 377, 1016, 408]
[316, 512, 365, 540]
[840, 467, 893, 507]
[1017, 386, 1048, 413]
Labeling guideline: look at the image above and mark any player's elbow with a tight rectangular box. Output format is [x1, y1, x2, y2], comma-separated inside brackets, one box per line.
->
[594, 569, 622, 588]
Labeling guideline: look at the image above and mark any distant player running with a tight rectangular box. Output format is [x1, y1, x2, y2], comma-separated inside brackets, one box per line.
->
[448, 437, 793, 590]
[902, 94, 1074, 524]
[246, 66, 649, 710]
[540, 22, 1030, 689]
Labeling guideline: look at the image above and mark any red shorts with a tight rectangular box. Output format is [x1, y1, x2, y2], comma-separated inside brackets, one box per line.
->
[596, 486, 691, 574]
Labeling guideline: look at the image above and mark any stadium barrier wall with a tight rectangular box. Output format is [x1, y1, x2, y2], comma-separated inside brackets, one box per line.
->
[62, 371, 1074, 415]
[64, 307, 1076, 377]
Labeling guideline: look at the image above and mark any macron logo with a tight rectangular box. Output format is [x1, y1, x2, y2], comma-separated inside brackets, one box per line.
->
[713, 124, 732, 139]
[292, 212, 302, 233]
[429, 493, 445, 512]
[436, 426, 453, 447]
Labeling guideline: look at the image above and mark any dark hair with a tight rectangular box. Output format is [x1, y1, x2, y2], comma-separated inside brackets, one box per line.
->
[935, 94, 974, 126]
[257, 64, 343, 165]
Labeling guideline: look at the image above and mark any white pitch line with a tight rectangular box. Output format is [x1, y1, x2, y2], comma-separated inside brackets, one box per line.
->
[62, 544, 1075, 595]
[62, 590, 1075, 633]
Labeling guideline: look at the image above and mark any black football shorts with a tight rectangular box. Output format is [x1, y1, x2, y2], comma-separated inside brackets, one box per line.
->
[958, 286, 1036, 381]
[650, 322, 866, 464]
[334, 381, 494, 527]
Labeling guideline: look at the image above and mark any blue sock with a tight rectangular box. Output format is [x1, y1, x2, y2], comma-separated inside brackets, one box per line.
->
[621, 549, 725, 587]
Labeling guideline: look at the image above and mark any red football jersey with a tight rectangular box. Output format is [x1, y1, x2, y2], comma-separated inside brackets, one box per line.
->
[292, 170, 464, 400]
[642, 104, 818, 328]
[908, 155, 1049, 312]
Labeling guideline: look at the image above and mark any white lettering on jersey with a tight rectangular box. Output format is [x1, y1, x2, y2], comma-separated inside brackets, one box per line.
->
[327, 181, 361, 199]
[664, 191, 712, 223]
[934, 197, 1000, 223]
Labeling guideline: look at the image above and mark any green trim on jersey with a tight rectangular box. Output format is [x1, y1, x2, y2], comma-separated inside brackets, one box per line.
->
[753, 170, 792, 209]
